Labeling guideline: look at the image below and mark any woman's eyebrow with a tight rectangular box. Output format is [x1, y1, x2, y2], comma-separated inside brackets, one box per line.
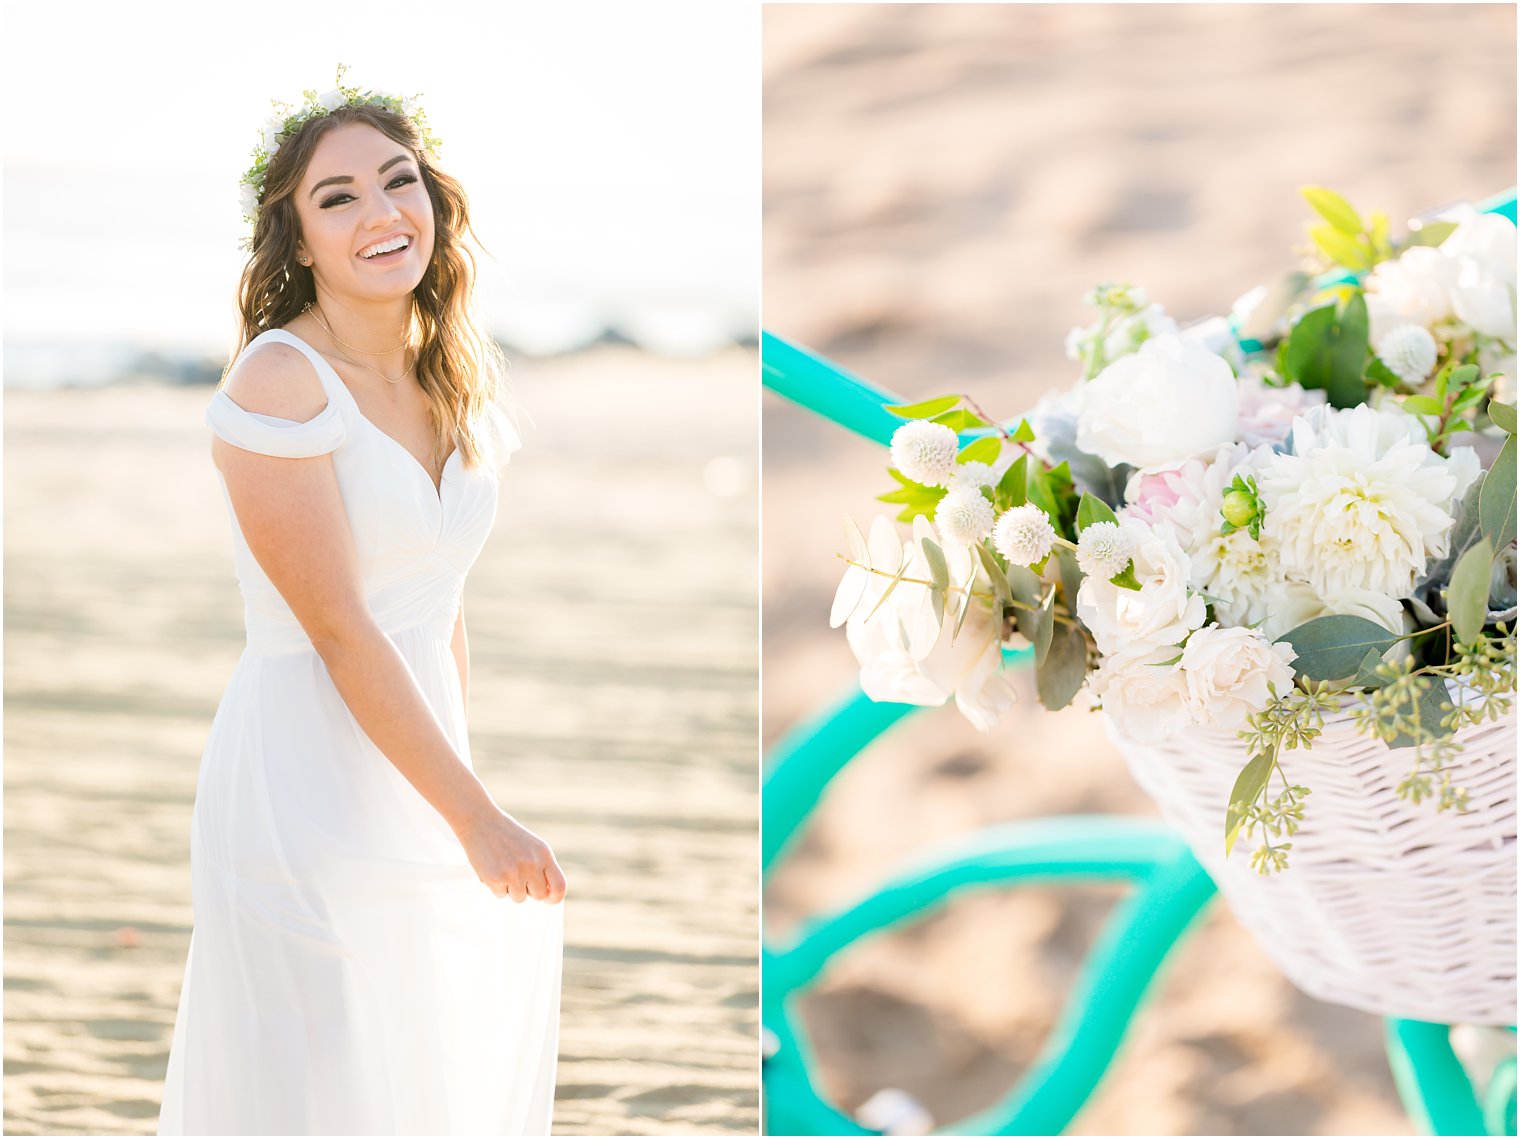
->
[308, 154, 414, 198]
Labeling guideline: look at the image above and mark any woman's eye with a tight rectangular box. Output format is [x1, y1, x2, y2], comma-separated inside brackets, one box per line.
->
[320, 174, 418, 209]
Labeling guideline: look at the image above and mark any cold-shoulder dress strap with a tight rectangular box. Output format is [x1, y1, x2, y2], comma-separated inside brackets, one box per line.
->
[204, 329, 348, 458]
[482, 399, 523, 471]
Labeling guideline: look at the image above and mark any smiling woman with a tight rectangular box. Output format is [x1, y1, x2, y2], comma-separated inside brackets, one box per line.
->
[156, 69, 567, 1137]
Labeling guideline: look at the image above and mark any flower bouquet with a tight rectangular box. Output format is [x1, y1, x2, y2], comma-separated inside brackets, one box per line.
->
[830, 189, 1517, 1023]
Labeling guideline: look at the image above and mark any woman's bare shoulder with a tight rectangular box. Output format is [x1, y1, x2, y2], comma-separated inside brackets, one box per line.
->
[221, 340, 329, 421]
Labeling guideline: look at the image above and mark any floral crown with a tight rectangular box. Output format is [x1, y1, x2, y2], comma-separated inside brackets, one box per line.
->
[237, 62, 443, 252]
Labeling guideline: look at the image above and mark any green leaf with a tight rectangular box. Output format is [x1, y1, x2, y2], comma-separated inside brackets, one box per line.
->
[997, 454, 1029, 508]
[951, 559, 978, 642]
[1402, 395, 1444, 417]
[1076, 491, 1119, 531]
[1490, 400, 1518, 435]
[1108, 563, 1143, 591]
[1447, 536, 1495, 645]
[933, 409, 992, 432]
[1036, 622, 1088, 711]
[885, 395, 961, 419]
[956, 435, 1001, 466]
[1224, 751, 1275, 859]
[1365, 356, 1403, 388]
[1405, 220, 1458, 248]
[1281, 295, 1369, 409]
[1448, 364, 1480, 390]
[921, 536, 950, 593]
[1301, 185, 1363, 235]
[1055, 547, 1083, 611]
[1281, 615, 1400, 682]
[1011, 419, 1037, 444]
[1309, 223, 1370, 271]
[1480, 434, 1517, 553]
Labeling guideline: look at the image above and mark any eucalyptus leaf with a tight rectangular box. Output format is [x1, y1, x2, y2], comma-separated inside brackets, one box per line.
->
[1352, 647, 1392, 689]
[975, 542, 1012, 611]
[951, 559, 978, 642]
[1480, 434, 1517, 553]
[1036, 413, 1131, 508]
[844, 515, 869, 567]
[1490, 400, 1518, 435]
[1388, 678, 1456, 749]
[1224, 751, 1275, 859]
[885, 395, 961, 419]
[862, 550, 909, 623]
[1036, 622, 1087, 711]
[921, 536, 950, 593]
[1448, 536, 1495, 644]
[1007, 564, 1052, 665]
[1055, 547, 1084, 611]
[1281, 615, 1400, 682]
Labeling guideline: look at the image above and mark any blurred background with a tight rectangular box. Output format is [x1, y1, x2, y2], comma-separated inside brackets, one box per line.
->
[4, 2, 758, 1135]
[762, 4, 1515, 1136]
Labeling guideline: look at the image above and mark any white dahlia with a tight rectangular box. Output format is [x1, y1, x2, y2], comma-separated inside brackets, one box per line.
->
[1258, 404, 1479, 602]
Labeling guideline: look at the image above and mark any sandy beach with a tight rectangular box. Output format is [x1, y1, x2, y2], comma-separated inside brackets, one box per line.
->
[3, 346, 758, 1136]
[762, 5, 1515, 1135]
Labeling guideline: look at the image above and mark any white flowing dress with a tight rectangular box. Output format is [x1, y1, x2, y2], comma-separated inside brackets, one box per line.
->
[157, 328, 563, 1136]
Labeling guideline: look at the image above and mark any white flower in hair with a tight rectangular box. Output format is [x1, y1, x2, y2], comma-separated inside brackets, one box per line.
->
[262, 121, 283, 156]
[890, 420, 958, 487]
[993, 504, 1056, 567]
[1375, 324, 1439, 385]
[1076, 521, 1131, 580]
[317, 87, 347, 111]
[935, 486, 995, 546]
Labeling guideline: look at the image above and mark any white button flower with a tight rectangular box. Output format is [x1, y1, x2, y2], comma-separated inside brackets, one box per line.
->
[1375, 324, 1439, 385]
[1076, 521, 1131, 580]
[889, 420, 959, 487]
[993, 504, 1056, 567]
[934, 486, 995, 546]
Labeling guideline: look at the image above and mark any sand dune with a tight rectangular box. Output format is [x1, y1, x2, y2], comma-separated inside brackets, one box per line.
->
[4, 346, 758, 1136]
[762, 5, 1514, 1135]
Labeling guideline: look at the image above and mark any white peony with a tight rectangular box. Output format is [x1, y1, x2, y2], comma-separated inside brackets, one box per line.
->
[1091, 649, 1195, 744]
[890, 420, 959, 487]
[1076, 517, 1206, 664]
[1179, 624, 1298, 732]
[1076, 333, 1239, 469]
[1364, 246, 1459, 344]
[1258, 404, 1478, 601]
[1442, 208, 1518, 342]
[1236, 370, 1328, 448]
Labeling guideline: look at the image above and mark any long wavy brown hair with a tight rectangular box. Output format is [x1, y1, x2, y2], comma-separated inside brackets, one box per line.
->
[222, 102, 512, 474]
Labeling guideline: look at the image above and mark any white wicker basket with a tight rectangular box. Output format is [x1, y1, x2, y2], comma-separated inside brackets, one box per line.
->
[1110, 697, 1517, 1026]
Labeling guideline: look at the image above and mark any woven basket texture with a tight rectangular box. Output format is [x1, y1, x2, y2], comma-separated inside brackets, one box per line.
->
[1111, 699, 1516, 1026]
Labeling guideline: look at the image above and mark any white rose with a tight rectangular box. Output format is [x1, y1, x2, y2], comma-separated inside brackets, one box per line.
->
[1179, 624, 1297, 732]
[1261, 580, 1407, 641]
[1076, 516, 1206, 662]
[1091, 649, 1195, 745]
[1076, 333, 1239, 469]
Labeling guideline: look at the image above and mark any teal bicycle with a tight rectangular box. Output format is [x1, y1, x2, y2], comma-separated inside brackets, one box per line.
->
[761, 189, 1519, 1137]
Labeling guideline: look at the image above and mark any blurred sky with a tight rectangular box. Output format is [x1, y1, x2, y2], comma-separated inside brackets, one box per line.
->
[2, 1, 758, 360]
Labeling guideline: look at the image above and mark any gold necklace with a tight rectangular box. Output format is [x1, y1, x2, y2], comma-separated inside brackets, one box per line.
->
[305, 301, 416, 386]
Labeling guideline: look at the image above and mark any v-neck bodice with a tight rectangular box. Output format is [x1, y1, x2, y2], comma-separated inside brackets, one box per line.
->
[204, 327, 522, 655]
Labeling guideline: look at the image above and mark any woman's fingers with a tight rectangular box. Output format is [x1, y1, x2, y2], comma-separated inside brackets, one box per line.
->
[545, 863, 568, 904]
